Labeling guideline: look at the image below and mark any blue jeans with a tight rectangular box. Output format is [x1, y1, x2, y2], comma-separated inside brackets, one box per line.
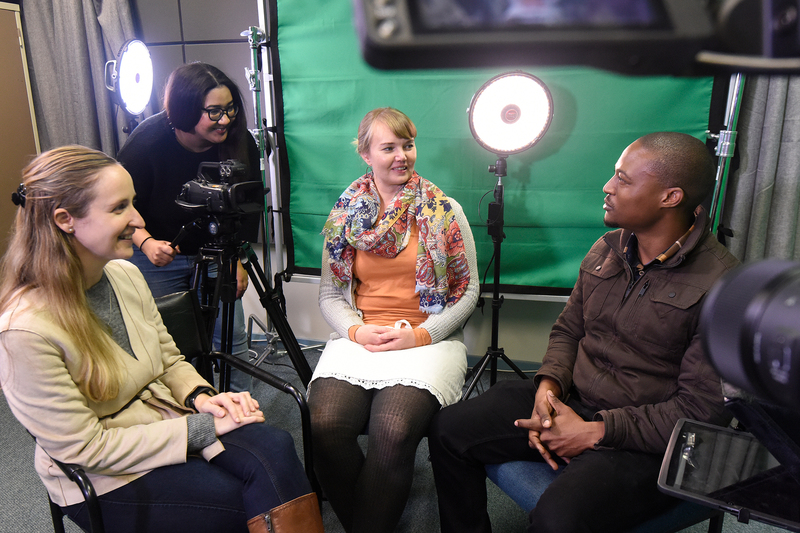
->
[128, 249, 252, 392]
[64, 424, 311, 533]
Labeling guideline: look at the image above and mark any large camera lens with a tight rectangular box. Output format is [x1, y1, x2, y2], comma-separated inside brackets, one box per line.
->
[700, 259, 800, 409]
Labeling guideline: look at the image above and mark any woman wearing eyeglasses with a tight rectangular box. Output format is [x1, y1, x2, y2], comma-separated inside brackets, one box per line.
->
[117, 62, 258, 392]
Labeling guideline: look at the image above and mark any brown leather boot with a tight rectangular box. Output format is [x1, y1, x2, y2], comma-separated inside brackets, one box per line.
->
[247, 513, 269, 533]
[247, 493, 324, 533]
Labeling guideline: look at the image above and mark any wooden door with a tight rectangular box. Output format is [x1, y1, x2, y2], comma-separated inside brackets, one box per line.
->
[0, 2, 40, 259]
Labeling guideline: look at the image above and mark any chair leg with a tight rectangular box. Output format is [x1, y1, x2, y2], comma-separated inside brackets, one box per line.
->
[49, 497, 66, 533]
[707, 511, 724, 533]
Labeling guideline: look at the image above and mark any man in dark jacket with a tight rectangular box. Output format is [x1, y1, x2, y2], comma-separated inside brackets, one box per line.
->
[428, 132, 741, 533]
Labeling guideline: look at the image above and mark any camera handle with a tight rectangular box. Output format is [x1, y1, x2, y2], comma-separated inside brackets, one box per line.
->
[191, 239, 313, 390]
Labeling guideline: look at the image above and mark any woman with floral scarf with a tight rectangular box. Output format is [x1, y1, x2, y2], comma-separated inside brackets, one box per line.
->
[308, 108, 479, 532]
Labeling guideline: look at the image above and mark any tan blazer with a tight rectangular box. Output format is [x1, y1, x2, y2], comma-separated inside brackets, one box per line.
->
[0, 260, 220, 506]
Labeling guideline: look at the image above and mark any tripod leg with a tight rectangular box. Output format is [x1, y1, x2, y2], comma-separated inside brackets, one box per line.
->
[192, 246, 245, 392]
[239, 243, 313, 386]
[262, 294, 313, 386]
[461, 351, 495, 401]
[499, 353, 529, 381]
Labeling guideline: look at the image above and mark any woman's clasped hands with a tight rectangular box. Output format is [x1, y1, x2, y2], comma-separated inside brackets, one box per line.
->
[354, 324, 416, 352]
[194, 391, 264, 436]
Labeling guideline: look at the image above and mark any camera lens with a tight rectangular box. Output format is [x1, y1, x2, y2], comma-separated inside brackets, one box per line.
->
[700, 259, 800, 409]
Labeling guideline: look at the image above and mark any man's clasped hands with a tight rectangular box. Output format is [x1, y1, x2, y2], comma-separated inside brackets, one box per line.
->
[514, 377, 606, 470]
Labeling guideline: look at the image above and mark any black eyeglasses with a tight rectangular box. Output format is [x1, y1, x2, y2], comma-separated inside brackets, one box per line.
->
[202, 104, 238, 122]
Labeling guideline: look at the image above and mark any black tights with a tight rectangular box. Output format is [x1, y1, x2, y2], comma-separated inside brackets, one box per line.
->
[308, 378, 440, 533]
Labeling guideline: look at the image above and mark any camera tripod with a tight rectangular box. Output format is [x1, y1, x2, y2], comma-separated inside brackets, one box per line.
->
[186, 218, 313, 389]
[462, 156, 528, 400]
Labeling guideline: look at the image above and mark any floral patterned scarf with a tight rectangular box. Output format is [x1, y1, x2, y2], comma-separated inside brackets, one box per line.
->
[322, 172, 470, 313]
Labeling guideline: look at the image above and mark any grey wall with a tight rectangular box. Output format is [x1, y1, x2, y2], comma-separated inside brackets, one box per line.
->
[130, 0, 260, 129]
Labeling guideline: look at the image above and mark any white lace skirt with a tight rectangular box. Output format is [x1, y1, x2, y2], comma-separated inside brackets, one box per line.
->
[309, 337, 467, 407]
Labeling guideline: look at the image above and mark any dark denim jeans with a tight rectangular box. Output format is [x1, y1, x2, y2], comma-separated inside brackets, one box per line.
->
[128, 249, 252, 392]
[64, 423, 311, 533]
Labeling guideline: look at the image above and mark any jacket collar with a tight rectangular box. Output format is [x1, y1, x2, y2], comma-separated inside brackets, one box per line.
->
[607, 206, 711, 267]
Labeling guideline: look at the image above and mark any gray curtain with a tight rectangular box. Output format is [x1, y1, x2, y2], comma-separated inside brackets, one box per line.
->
[21, 0, 136, 155]
[721, 75, 800, 262]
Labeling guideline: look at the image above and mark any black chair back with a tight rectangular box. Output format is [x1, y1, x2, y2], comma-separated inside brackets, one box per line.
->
[154, 291, 214, 382]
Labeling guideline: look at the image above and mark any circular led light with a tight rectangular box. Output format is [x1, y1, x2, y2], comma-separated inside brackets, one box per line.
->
[116, 40, 153, 116]
[468, 72, 553, 155]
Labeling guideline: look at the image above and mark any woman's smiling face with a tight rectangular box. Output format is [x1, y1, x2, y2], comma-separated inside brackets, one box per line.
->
[67, 164, 144, 282]
[192, 86, 235, 147]
[360, 121, 417, 203]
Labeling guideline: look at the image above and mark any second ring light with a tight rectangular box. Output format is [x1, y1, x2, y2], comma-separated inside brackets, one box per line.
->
[468, 71, 553, 156]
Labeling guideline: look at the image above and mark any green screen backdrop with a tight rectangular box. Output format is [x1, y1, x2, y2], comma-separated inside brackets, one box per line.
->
[274, 0, 714, 290]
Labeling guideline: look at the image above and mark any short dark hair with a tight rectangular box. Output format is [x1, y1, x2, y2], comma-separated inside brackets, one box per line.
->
[164, 63, 245, 132]
[636, 132, 716, 213]
[163, 62, 248, 151]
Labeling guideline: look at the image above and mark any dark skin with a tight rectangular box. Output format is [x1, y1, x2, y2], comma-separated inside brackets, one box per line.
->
[514, 139, 694, 469]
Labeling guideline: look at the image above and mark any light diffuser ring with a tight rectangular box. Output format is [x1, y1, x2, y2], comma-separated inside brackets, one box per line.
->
[117, 40, 153, 116]
[468, 72, 553, 155]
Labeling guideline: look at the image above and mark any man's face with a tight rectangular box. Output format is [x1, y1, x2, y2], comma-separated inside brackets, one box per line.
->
[602, 140, 666, 231]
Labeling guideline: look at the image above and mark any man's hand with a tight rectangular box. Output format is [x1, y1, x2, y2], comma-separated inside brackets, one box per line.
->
[236, 260, 249, 298]
[514, 416, 558, 470]
[513, 378, 562, 469]
[533, 377, 562, 429]
[537, 391, 604, 460]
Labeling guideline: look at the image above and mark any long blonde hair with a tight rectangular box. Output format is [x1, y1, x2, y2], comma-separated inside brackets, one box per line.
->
[0, 146, 126, 402]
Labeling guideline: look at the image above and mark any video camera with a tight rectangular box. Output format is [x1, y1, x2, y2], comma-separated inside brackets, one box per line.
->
[172, 160, 265, 247]
[353, 0, 800, 75]
[701, 259, 800, 410]
[176, 160, 265, 217]
[699, 259, 800, 503]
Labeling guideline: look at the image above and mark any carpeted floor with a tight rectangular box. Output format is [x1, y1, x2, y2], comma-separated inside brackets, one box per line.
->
[0, 341, 789, 532]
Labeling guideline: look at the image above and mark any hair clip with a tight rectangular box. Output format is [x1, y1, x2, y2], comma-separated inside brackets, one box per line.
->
[11, 183, 26, 208]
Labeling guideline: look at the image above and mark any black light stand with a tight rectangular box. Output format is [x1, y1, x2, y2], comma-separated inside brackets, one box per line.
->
[462, 157, 529, 400]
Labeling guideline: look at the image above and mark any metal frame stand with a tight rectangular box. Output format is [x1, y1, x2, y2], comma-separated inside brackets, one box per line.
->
[462, 156, 528, 401]
[708, 72, 745, 238]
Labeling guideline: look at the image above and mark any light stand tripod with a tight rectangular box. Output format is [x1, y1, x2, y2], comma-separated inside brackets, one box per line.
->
[462, 157, 529, 400]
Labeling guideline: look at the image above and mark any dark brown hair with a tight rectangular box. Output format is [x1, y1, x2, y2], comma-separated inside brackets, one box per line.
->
[164, 62, 250, 162]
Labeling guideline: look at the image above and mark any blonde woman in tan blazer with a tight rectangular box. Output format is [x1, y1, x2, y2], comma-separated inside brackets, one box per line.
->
[0, 146, 323, 533]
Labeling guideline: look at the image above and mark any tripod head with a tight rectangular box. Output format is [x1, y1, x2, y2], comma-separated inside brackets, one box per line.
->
[170, 213, 247, 251]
